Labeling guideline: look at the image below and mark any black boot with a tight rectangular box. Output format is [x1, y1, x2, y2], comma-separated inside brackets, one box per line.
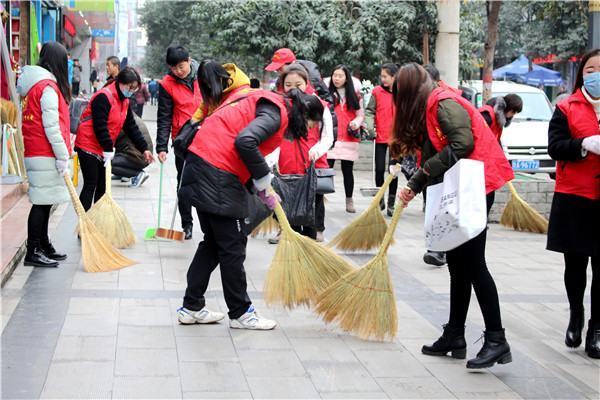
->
[422, 325, 467, 359]
[379, 198, 385, 211]
[565, 308, 584, 348]
[387, 195, 395, 217]
[41, 238, 67, 261]
[466, 329, 512, 369]
[585, 320, 600, 359]
[183, 224, 193, 240]
[24, 240, 59, 268]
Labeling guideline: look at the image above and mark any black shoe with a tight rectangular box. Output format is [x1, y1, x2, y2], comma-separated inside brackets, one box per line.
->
[585, 320, 600, 359]
[387, 196, 395, 217]
[379, 198, 385, 211]
[41, 238, 67, 261]
[183, 225, 193, 240]
[422, 324, 467, 359]
[24, 240, 59, 268]
[466, 329, 512, 369]
[565, 308, 584, 348]
[423, 251, 446, 266]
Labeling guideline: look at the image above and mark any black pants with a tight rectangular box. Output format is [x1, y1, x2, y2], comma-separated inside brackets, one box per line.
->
[112, 154, 143, 178]
[447, 192, 503, 331]
[72, 81, 80, 97]
[176, 155, 193, 228]
[315, 194, 325, 232]
[291, 225, 317, 239]
[564, 254, 600, 322]
[27, 204, 52, 243]
[183, 212, 252, 319]
[328, 159, 354, 198]
[374, 143, 398, 200]
[133, 103, 144, 118]
[77, 150, 106, 211]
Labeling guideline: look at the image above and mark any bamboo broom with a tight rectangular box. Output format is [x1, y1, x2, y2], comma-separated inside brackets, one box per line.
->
[328, 173, 396, 252]
[264, 200, 354, 309]
[315, 201, 405, 341]
[500, 181, 548, 234]
[86, 162, 136, 248]
[250, 214, 279, 238]
[63, 175, 136, 272]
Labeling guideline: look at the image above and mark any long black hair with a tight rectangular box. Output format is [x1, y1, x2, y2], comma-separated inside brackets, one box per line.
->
[38, 42, 71, 103]
[328, 64, 360, 110]
[573, 48, 600, 93]
[116, 66, 142, 86]
[197, 60, 232, 109]
[285, 88, 324, 139]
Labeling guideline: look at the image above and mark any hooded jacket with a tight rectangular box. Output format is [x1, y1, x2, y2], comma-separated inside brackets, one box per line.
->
[17, 65, 71, 205]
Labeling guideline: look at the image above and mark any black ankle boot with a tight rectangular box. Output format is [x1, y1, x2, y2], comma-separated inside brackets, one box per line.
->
[24, 240, 59, 268]
[422, 325, 467, 359]
[387, 196, 395, 217]
[565, 308, 584, 348]
[585, 320, 600, 359]
[466, 329, 512, 369]
[41, 238, 67, 261]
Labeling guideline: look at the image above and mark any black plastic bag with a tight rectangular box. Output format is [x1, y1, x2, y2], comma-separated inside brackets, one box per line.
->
[272, 164, 317, 227]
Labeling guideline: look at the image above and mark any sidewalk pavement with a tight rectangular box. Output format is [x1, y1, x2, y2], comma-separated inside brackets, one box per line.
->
[2, 105, 598, 399]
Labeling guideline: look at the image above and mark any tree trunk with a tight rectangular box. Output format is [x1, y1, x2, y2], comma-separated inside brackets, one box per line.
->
[482, 0, 502, 104]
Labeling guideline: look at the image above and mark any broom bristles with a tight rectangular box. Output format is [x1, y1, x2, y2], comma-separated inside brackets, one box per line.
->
[87, 196, 136, 248]
[250, 214, 279, 238]
[328, 174, 397, 252]
[264, 203, 353, 309]
[500, 182, 548, 234]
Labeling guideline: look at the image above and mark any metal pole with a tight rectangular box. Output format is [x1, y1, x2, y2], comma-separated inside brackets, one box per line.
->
[435, 0, 460, 87]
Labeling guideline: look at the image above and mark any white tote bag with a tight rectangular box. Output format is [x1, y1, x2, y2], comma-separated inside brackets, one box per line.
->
[424, 159, 487, 252]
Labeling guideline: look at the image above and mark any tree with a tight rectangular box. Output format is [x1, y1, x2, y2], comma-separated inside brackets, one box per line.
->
[482, 0, 502, 103]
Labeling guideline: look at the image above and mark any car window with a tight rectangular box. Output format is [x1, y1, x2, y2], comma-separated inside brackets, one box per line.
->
[493, 92, 553, 121]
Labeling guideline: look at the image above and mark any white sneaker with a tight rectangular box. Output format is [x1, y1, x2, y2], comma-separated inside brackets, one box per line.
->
[177, 306, 225, 325]
[229, 306, 277, 330]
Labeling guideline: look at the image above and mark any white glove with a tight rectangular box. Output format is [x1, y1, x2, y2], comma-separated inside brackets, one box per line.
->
[389, 164, 401, 178]
[581, 135, 600, 156]
[253, 172, 273, 192]
[308, 147, 320, 161]
[55, 159, 69, 175]
[102, 151, 115, 167]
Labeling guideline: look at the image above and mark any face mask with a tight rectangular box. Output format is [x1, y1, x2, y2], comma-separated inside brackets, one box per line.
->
[122, 89, 134, 98]
[583, 71, 600, 98]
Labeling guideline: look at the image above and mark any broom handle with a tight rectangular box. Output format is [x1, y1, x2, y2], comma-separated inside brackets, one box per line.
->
[378, 199, 405, 255]
[169, 160, 186, 230]
[273, 202, 293, 233]
[105, 162, 112, 197]
[157, 162, 163, 227]
[63, 174, 86, 218]
[372, 173, 396, 205]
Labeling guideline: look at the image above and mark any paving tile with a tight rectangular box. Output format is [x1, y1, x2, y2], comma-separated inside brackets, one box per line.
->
[238, 349, 306, 378]
[290, 338, 358, 363]
[40, 361, 113, 399]
[425, 364, 512, 393]
[60, 314, 119, 336]
[231, 327, 292, 350]
[453, 391, 522, 399]
[246, 377, 319, 399]
[376, 377, 455, 399]
[53, 335, 116, 361]
[182, 391, 252, 399]
[118, 326, 176, 349]
[304, 361, 381, 393]
[175, 336, 237, 362]
[354, 350, 432, 378]
[179, 361, 249, 392]
[172, 320, 231, 337]
[66, 297, 119, 315]
[112, 376, 182, 399]
[115, 348, 179, 377]
[555, 363, 600, 394]
[119, 305, 172, 326]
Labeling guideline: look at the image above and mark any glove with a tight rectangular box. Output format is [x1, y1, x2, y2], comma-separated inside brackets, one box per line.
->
[102, 151, 115, 167]
[253, 172, 273, 192]
[389, 164, 401, 178]
[55, 159, 69, 175]
[581, 135, 600, 156]
[257, 189, 280, 210]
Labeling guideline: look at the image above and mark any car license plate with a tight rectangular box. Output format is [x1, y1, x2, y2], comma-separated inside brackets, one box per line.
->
[512, 160, 540, 170]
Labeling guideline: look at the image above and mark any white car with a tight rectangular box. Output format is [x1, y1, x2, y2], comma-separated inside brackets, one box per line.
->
[459, 80, 556, 177]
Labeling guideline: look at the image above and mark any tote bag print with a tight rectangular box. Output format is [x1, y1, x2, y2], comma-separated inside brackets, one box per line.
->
[424, 159, 487, 252]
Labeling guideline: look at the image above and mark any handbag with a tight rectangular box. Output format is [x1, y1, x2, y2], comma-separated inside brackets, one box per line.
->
[172, 119, 200, 160]
[424, 159, 487, 252]
[315, 168, 335, 194]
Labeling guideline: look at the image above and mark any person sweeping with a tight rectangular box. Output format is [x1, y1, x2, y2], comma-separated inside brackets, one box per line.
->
[177, 87, 324, 330]
[391, 63, 514, 369]
[17, 42, 72, 267]
[74, 67, 154, 211]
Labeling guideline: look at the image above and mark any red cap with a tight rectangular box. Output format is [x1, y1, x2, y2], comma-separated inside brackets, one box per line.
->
[265, 48, 296, 72]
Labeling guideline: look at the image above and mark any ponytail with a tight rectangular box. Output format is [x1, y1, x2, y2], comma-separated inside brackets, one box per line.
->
[284, 88, 324, 139]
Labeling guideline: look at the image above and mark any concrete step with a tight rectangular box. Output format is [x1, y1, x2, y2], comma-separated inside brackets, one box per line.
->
[1, 185, 31, 286]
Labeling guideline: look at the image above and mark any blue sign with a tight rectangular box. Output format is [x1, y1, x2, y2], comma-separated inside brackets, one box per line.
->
[92, 29, 114, 38]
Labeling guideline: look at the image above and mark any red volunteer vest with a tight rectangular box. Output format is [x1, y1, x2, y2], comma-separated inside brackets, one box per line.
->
[75, 83, 129, 156]
[425, 87, 514, 194]
[22, 80, 71, 157]
[555, 90, 600, 200]
[188, 89, 289, 184]
[371, 85, 395, 144]
[334, 98, 360, 143]
[479, 104, 503, 141]
[160, 74, 202, 139]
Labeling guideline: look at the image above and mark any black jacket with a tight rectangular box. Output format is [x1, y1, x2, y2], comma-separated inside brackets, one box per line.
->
[156, 60, 200, 154]
[179, 99, 281, 219]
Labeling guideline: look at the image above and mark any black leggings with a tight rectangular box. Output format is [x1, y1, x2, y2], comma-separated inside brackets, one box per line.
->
[374, 143, 398, 198]
[27, 204, 52, 243]
[77, 149, 106, 211]
[328, 159, 354, 198]
[315, 194, 325, 232]
[564, 253, 600, 322]
[447, 192, 503, 331]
